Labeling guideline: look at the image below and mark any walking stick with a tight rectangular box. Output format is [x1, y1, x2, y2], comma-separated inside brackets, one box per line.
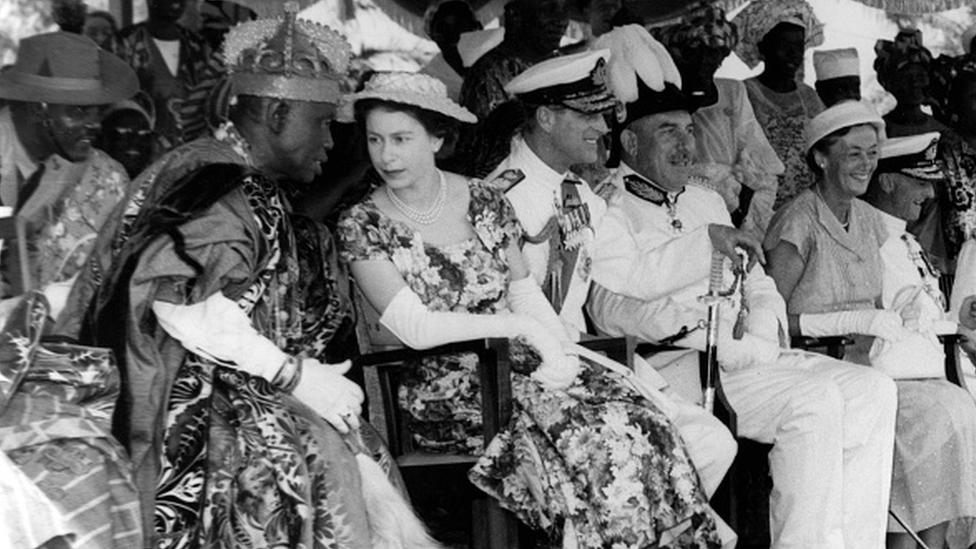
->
[889, 509, 932, 549]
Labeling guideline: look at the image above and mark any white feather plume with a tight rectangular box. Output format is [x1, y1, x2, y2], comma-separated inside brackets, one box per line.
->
[593, 24, 682, 103]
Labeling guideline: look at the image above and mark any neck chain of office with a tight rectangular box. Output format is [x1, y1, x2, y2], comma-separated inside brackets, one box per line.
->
[386, 170, 447, 225]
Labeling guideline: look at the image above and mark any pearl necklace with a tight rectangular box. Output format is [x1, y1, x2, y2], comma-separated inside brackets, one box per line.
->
[386, 170, 447, 225]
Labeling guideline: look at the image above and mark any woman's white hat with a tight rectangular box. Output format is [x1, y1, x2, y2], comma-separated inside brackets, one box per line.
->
[804, 100, 886, 154]
[341, 71, 477, 123]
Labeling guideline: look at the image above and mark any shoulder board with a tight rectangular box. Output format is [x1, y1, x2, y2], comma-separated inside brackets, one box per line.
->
[489, 169, 526, 193]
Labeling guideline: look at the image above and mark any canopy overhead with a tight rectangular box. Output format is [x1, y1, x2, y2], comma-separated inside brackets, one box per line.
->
[844, 0, 970, 15]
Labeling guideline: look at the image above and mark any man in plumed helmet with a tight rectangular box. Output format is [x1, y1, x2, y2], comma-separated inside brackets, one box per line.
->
[56, 6, 394, 547]
[587, 25, 898, 549]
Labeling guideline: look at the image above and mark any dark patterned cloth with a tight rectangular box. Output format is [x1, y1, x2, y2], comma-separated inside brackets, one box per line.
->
[458, 48, 531, 122]
[118, 24, 224, 159]
[0, 292, 142, 548]
[57, 132, 388, 548]
[337, 179, 721, 548]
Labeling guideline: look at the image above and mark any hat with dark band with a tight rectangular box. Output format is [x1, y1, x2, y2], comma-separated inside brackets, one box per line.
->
[877, 132, 943, 181]
[0, 31, 137, 105]
[505, 49, 617, 114]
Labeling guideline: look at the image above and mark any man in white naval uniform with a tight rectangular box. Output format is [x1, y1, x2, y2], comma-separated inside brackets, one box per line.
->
[587, 25, 898, 549]
[486, 48, 737, 498]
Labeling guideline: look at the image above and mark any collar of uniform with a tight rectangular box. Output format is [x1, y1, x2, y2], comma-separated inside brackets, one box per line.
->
[617, 163, 683, 206]
[876, 207, 907, 239]
[510, 134, 574, 192]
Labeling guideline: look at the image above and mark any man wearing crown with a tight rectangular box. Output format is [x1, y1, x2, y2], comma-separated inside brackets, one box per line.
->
[55, 7, 390, 547]
[586, 26, 898, 549]
[487, 48, 740, 503]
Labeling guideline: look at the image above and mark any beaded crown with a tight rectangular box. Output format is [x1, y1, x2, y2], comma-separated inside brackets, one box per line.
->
[223, 2, 350, 103]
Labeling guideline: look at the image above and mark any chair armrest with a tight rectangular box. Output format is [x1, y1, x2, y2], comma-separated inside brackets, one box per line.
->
[791, 335, 854, 360]
[939, 333, 969, 391]
[356, 337, 512, 457]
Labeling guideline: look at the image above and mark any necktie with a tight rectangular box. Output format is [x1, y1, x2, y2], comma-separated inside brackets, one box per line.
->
[544, 177, 590, 314]
[15, 163, 45, 214]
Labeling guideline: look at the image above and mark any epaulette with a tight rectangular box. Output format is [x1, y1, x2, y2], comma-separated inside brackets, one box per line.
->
[489, 169, 526, 192]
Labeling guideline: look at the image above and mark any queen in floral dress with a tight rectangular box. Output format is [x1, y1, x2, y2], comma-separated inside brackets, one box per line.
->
[337, 71, 722, 549]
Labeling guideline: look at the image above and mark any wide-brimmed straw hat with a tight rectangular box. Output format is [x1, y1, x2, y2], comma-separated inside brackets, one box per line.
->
[0, 31, 137, 105]
[340, 71, 477, 123]
[804, 100, 885, 154]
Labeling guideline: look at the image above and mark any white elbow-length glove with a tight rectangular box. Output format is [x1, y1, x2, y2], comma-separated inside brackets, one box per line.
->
[380, 283, 578, 390]
[507, 276, 579, 390]
[799, 309, 910, 342]
[153, 294, 364, 433]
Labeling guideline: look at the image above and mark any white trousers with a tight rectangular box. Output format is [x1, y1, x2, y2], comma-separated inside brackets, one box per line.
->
[632, 356, 737, 497]
[649, 349, 897, 549]
[669, 392, 737, 498]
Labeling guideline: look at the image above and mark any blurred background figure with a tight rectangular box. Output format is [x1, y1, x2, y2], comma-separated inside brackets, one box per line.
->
[814, 47, 862, 107]
[118, 0, 223, 160]
[96, 91, 155, 179]
[459, 0, 569, 120]
[876, 29, 956, 276]
[51, 0, 87, 34]
[734, 0, 825, 210]
[0, 32, 137, 314]
[658, 2, 783, 242]
[875, 29, 947, 138]
[420, 0, 482, 102]
[83, 10, 121, 54]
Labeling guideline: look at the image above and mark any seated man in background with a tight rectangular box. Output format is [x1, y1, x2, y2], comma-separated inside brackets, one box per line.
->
[0, 32, 137, 318]
[588, 25, 898, 549]
[863, 132, 976, 401]
[488, 48, 737, 499]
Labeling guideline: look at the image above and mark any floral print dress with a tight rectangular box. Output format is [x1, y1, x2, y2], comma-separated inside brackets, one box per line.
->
[337, 179, 720, 549]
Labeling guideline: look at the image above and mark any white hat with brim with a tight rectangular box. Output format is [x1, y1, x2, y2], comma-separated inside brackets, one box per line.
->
[878, 132, 943, 181]
[804, 100, 886, 155]
[0, 32, 137, 106]
[504, 49, 617, 114]
[339, 71, 477, 123]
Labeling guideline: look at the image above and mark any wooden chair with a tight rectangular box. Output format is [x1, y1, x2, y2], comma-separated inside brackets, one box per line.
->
[353, 284, 633, 548]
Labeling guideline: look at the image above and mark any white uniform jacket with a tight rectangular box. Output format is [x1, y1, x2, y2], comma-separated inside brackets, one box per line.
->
[488, 135, 607, 336]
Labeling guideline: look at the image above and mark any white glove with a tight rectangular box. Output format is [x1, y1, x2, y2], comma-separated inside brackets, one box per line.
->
[507, 277, 579, 389]
[379, 285, 579, 390]
[531, 348, 580, 390]
[292, 359, 364, 434]
[799, 309, 910, 342]
[718, 332, 780, 371]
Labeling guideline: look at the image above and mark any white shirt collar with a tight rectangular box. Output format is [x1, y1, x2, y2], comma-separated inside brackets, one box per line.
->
[510, 134, 571, 190]
[877, 207, 908, 237]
